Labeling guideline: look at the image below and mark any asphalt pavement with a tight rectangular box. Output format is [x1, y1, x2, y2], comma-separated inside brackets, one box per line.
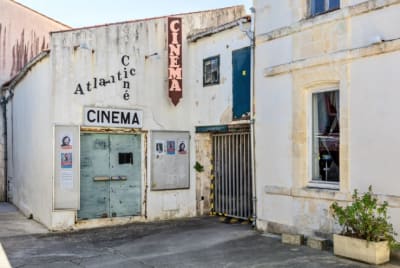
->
[1, 203, 399, 268]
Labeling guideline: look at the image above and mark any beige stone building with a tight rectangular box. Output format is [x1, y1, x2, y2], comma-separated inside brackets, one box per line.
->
[254, 0, 400, 239]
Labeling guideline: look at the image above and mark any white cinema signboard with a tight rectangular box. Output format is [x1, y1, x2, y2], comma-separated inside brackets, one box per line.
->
[84, 107, 143, 128]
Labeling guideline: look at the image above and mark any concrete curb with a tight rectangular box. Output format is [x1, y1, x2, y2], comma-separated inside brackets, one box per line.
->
[0, 243, 11, 268]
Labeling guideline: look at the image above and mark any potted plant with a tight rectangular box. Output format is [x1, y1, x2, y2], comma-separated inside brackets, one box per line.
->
[330, 186, 398, 265]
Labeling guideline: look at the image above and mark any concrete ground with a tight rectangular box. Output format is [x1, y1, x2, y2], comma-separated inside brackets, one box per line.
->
[0, 203, 48, 238]
[1, 203, 399, 268]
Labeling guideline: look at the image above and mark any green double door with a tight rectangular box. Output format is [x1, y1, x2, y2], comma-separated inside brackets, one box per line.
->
[78, 133, 141, 219]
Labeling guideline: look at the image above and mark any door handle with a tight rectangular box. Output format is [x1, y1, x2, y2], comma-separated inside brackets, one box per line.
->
[93, 176, 110, 181]
[111, 176, 127, 181]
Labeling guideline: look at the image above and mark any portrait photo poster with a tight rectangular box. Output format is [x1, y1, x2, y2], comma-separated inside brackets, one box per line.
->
[177, 140, 188, 154]
[155, 140, 165, 155]
[166, 140, 176, 155]
[60, 133, 73, 150]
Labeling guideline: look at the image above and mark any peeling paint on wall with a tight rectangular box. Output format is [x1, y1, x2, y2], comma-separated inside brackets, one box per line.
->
[8, 29, 50, 77]
[0, 0, 69, 202]
[0, 0, 69, 84]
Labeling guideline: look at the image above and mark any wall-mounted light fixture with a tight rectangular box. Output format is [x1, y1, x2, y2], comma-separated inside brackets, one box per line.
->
[73, 43, 95, 53]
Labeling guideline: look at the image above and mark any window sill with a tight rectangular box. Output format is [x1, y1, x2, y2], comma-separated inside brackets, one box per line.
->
[203, 82, 220, 87]
[308, 180, 339, 190]
[308, 7, 340, 19]
[264, 184, 350, 202]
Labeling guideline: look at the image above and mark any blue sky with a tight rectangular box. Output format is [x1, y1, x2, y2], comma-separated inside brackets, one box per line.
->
[16, 0, 252, 28]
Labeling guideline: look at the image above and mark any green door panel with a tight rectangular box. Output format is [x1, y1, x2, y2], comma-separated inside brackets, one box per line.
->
[109, 134, 141, 217]
[78, 133, 141, 219]
[78, 134, 110, 219]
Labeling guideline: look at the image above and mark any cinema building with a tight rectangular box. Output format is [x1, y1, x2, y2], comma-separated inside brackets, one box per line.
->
[0, 0, 70, 201]
[1, 6, 254, 230]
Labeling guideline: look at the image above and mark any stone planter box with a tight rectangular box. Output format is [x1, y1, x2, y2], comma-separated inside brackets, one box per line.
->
[333, 234, 390, 265]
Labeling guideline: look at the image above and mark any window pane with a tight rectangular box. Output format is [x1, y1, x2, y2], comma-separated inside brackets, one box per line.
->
[312, 90, 339, 182]
[311, 0, 325, 15]
[203, 56, 220, 86]
[204, 61, 211, 84]
[329, 0, 340, 10]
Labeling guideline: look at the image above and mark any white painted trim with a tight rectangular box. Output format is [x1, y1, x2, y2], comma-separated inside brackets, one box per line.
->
[307, 87, 340, 187]
[264, 186, 400, 207]
[264, 38, 400, 77]
[307, 180, 340, 190]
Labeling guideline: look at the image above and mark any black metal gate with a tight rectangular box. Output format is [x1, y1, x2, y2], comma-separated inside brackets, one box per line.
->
[212, 132, 253, 220]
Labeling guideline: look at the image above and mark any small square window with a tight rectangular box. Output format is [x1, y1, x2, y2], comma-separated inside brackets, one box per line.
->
[310, 0, 340, 16]
[312, 90, 340, 182]
[119, 152, 133, 165]
[203, 56, 220, 86]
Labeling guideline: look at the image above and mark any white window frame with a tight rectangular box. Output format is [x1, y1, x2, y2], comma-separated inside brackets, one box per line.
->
[307, 87, 340, 190]
[203, 55, 220, 87]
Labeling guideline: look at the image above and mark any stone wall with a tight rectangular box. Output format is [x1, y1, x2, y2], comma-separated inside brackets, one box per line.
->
[195, 133, 213, 216]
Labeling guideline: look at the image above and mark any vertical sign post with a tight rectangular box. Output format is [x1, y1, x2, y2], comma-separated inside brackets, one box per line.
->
[168, 17, 182, 106]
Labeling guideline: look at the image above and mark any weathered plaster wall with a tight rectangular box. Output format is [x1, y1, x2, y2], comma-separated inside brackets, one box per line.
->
[0, 0, 69, 84]
[350, 51, 400, 196]
[254, 0, 400, 238]
[188, 24, 251, 125]
[194, 133, 212, 216]
[8, 6, 246, 229]
[7, 56, 53, 227]
[188, 23, 250, 217]
[253, 0, 307, 35]
[0, 0, 69, 202]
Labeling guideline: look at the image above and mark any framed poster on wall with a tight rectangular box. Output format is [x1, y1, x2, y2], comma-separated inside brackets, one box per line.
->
[54, 125, 80, 210]
[151, 131, 190, 190]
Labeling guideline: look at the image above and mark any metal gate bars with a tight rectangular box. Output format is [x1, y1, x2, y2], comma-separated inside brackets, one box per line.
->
[212, 132, 253, 220]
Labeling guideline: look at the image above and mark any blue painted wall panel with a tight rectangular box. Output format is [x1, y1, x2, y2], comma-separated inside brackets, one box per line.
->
[232, 46, 251, 120]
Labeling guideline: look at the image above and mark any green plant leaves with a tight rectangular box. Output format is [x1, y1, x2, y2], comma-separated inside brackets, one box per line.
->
[330, 186, 398, 248]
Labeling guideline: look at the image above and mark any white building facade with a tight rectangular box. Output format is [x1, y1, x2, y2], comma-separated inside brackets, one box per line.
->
[0, 0, 69, 201]
[2, 6, 252, 230]
[254, 0, 400, 238]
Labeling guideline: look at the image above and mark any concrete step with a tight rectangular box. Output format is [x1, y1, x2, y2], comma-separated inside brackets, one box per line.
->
[307, 236, 329, 250]
[282, 233, 304, 245]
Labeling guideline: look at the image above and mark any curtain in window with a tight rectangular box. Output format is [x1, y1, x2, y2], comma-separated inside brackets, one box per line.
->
[312, 90, 339, 181]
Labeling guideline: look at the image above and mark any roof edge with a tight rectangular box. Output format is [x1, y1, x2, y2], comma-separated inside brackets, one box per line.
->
[187, 15, 251, 42]
[51, 5, 245, 34]
[1, 50, 50, 92]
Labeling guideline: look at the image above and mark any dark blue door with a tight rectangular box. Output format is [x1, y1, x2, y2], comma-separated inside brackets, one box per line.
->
[232, 47, 251, 120]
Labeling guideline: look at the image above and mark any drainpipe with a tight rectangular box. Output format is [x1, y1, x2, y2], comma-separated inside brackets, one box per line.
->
[249, 7, 257, 228]
[0, 88, 13, 202]
[239, 8, 257, 227]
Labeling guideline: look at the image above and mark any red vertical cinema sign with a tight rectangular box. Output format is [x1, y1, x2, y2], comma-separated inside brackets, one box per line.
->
[168, 17, 182, 106]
